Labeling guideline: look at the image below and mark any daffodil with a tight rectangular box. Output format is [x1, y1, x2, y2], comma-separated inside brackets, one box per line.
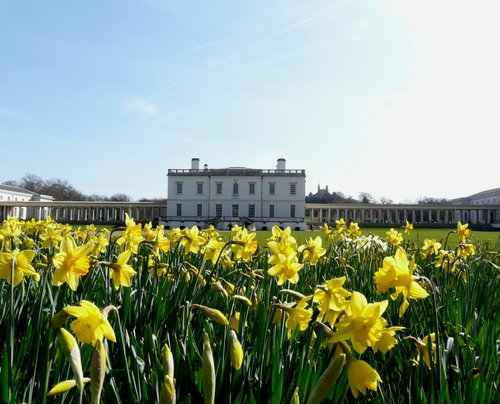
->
[457, 243, 475, 258]
[0, 218, 22, 250]
[329, 291, 388, 354]
[412, 333, 437, 369]
[231, 228, 258, 261]
[41, 225, 64, 249]
[152, 226, 171, 256]
[374, 247, 429, 316]
[386, 228, 403, 246]
[0, 249, 40, 286]
[322, 223, 335, 241]
[283, 295, 313, 336]
[456, 221, 470, 243]
[404, 220, 413, 233]
[372, 319, 404, 354]
[421, 239, 442, 258]
[107, 249, 137, 289]
[180, 226, 206, 254]
[63, 300, 116, 345]
[347, 222, 362, 239]
[267, 251, 303, 285]
[116, 213, 144, 253]
[203, 238, 227, 266]
[313, 276, 351, 326]
[52, 235, 94, 291]
[347, 358, 382, 398]
[298, 236, 326, 265]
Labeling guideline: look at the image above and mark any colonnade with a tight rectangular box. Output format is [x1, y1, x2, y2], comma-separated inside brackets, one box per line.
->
[1, 201, 499, 227]
[305, 203, 499, 226]
[0, 201, 166, 224]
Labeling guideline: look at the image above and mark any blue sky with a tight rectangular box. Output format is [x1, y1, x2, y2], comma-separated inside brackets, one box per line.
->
[1, 0, 498, 202]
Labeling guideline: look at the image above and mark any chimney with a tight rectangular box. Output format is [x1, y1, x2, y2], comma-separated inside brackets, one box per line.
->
[191, 158, 200, 170]
[276, 158, 286, 171]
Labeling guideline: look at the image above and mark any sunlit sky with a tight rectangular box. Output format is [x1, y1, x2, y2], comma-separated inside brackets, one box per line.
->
[1, 0, 498, 202]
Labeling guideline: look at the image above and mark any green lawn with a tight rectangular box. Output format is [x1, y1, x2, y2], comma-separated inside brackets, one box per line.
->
[242, 227, 500, 248]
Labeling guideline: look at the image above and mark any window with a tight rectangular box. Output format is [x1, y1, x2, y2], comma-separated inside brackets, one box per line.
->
[197, 204, 202, 217]
[290, 183, 296, 195]
[269, 204, 275, 218]
[176, 182, 183, 194]
[216, 204, 222, 218]
[290, 205, 296, 218]
[248, 204, 255, 218]
[269, 183, 275, 195]
[176, 203, 182, 217]
[233, 182, 239, 195]
[249, 182, 255, 195]
[216, 182, 223, 194]
[232, 204, 239, 217]
[197, 182, 203, 194]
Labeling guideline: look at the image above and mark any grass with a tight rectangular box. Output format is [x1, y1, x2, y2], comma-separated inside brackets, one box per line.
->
[232, 227, 500, 248]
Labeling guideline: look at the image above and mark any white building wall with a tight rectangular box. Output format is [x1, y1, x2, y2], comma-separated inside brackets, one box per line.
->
[165, 159, 306, 230]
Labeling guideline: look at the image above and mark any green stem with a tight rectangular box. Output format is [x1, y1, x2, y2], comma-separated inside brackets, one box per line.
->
[8, 256, 15, 402]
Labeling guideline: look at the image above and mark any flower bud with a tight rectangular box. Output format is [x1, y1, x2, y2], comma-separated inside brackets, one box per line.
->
[159, 374, 176, 404]
[162, 343, 175, 379]
[202, 332, 216, 404]
[306, 353, 345, 404]
[90, 339, 106, 404]
[192, 304, 229, 326]
[229, 330, 243, 371]
[59, 328, 84, 391]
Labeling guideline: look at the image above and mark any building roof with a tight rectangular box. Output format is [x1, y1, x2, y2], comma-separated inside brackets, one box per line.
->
[466, 187, 500, 198]
[0, 184, 54, 201]
[0, 184, 37, 195]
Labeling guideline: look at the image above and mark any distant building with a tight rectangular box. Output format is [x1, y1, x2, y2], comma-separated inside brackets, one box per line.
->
[452, 187, 500, 206]
[165, 158, 306, 230]
[0, 184, 54, 219]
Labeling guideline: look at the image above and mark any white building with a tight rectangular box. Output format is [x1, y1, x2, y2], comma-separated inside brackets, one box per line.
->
[165, 158, 306, 230]
[452, 187, 500, 206]
[0, 184, 54, 220]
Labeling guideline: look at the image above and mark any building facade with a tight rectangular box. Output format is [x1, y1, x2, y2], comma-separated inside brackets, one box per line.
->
[0, 184, 54, 220]
[165, 158, 307, 230]
[452, 187, 500, 206]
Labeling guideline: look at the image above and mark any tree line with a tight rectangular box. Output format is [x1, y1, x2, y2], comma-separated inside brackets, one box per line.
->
[3, 173, 165, 203]
[306, 190, 451, 205]
[5, 174, 450, 205]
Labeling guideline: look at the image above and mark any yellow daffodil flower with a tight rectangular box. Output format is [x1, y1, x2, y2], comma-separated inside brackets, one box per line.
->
[374, 247, 429, 316]
[231, 228, 258, 261]
[298, 236, 326, 265]
[203, 238, 227, 266]
[347, 358, 382, 398]
[180, 226, 206, 254]
[283, 296, 313, 336]
[421, 239, 442, 258]
[116, 213, 144, 253]
[267, 251, 303, 285]
[386, 228, 403, 246]
[63, 300, 116, 345]
[456, 221, 470, 243]
[347, 222, 362, 239]
[52, 235, 94, 291]
[108, 249, 137, 289]
[457, 243, 475, 258]
[329, 291, 388, 354]
[404, 221, 413, 233]
[0, 249, 40, 286]
[313, 276, 351, 326]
